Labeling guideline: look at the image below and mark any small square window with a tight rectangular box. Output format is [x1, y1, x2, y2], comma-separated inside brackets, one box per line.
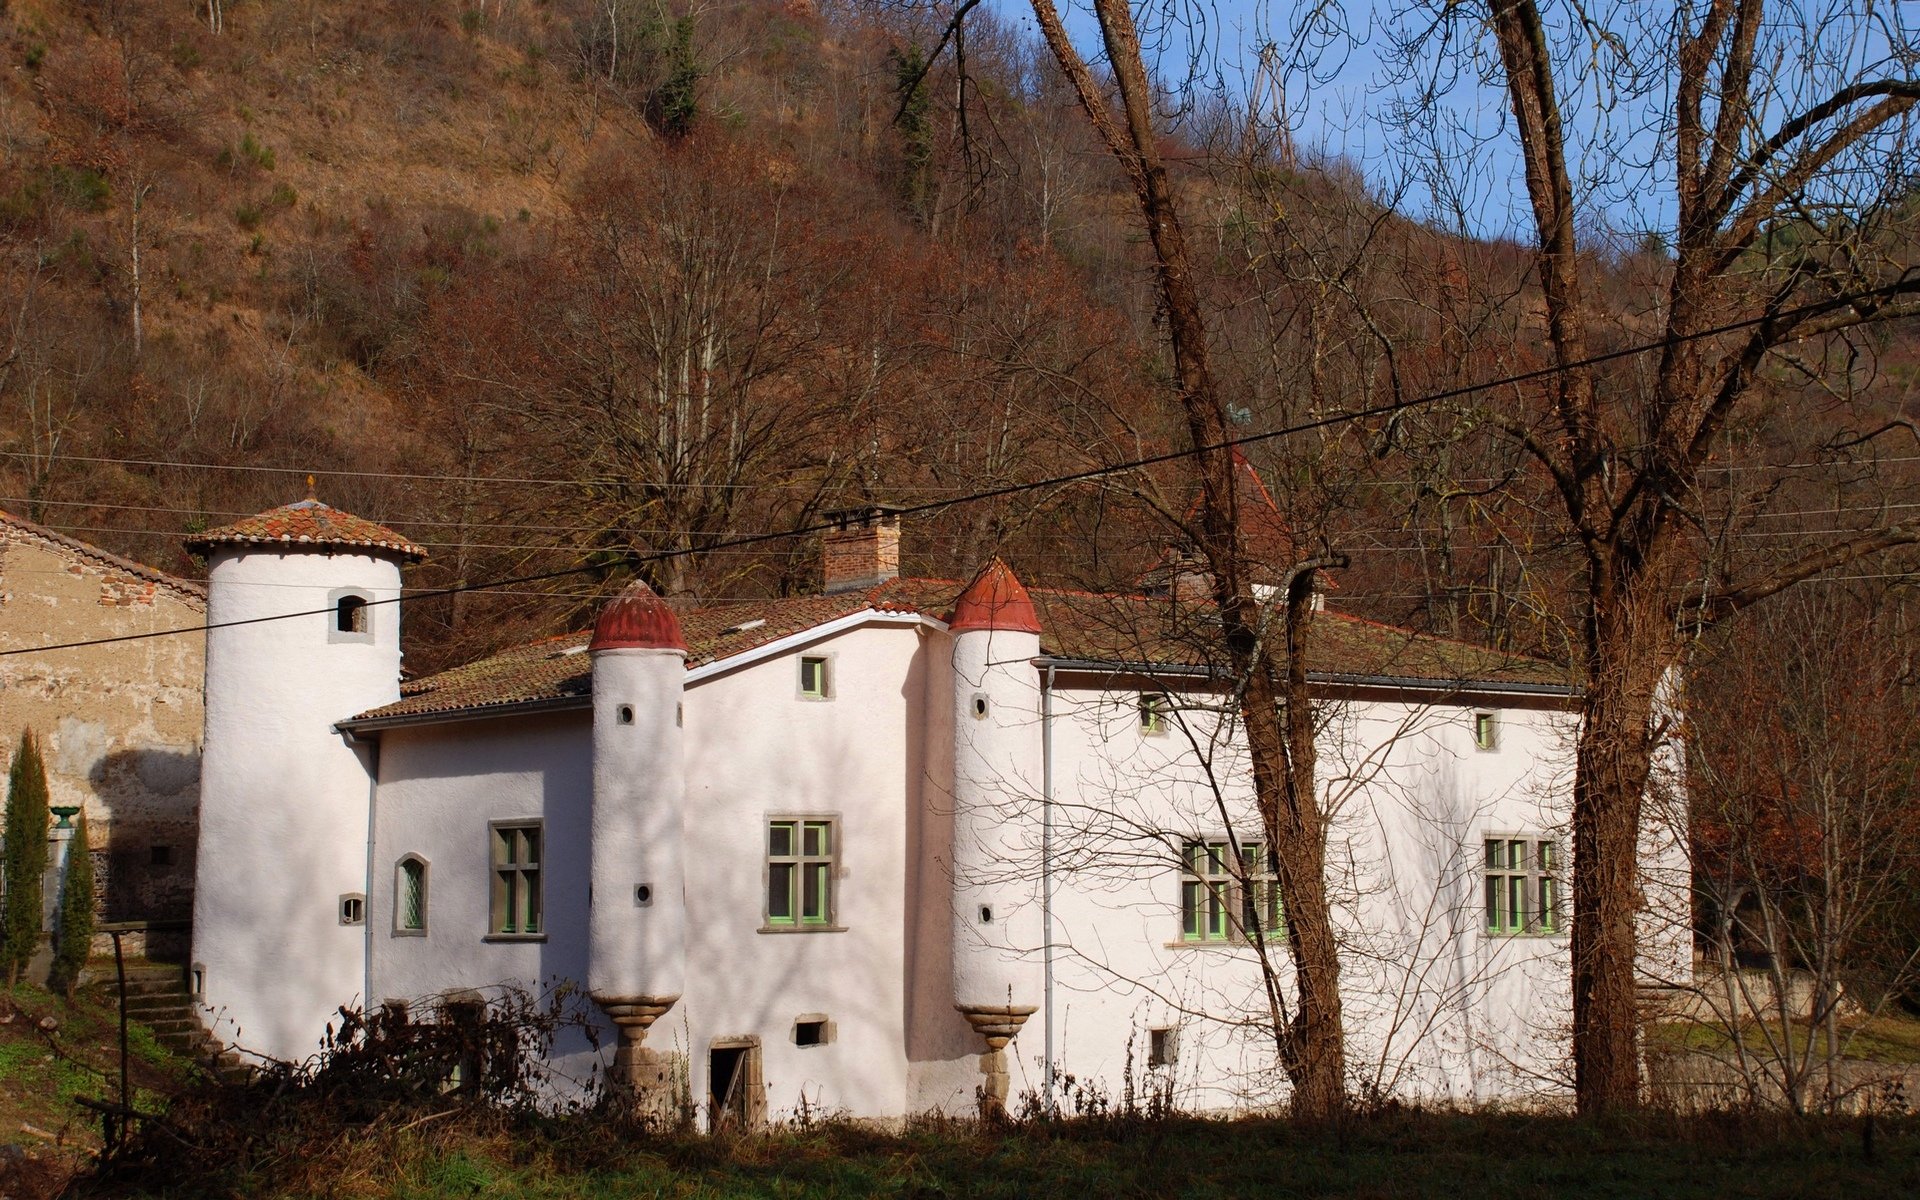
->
[1473, 711, 1499, 751]
[1140, 693, 1169, 735]
[799, 656, 830, 699]
[1148, 1026, 1178, 1067]
[328, 588, 376, 644]
[794, 1017, 830, 1047]
[150, 844, 174, 867]
[339, 893, 366, 926]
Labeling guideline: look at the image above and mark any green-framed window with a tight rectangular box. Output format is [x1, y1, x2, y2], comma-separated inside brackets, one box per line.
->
[490, 822, 542, 937]
[767, 819, 834, 927]
[1473, 710, 1499, 751]
[1140, 693, 1169, 735]
[397, 855, 428, 934]
[1180, 839, 1281, 942]
[799, 656, 830, 699]
[1484, 837, 1559, 936]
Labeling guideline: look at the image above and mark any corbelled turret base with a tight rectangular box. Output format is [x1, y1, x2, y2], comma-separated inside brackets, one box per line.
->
[956, 1004, 1037, 1115]
[597, 994, 684, 1123]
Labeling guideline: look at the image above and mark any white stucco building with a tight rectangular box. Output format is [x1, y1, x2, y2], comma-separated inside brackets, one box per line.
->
[188, 497, 1688, 1121]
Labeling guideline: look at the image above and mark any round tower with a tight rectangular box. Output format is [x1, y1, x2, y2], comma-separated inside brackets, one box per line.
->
[947, 558, 1046, 1107]
[187, 499, 423, 1064]
[586, 582, 688, 1109]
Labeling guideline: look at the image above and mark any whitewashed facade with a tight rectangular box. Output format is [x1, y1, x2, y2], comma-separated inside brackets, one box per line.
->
[189, 503, 1688, 1120]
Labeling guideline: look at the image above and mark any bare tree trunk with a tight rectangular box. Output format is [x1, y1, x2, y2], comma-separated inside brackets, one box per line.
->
[129, 182, 150, 361]
[1029, 0, 1346, 1114]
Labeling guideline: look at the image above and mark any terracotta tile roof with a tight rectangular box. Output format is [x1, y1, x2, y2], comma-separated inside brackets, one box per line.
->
[352, 576, 1569, 726]
[186, 499, 426, 562]
[0, 510, 207, 606]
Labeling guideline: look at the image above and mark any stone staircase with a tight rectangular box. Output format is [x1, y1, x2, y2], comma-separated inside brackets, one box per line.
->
[110, 963, 220, 1060]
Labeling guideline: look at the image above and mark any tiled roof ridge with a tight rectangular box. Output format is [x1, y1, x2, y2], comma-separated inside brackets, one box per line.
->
[0, 509, 208, 606]
[356, 572, 1569, 727]
[186, 498, 427, 562]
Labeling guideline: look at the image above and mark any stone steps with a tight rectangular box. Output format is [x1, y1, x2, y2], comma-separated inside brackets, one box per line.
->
[91, 963, 232, 1064]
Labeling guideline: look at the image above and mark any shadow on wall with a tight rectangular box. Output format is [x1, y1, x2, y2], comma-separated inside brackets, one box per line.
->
[91, 747, 202, 923]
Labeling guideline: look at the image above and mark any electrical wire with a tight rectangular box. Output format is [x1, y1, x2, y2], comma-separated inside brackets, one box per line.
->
[5, 277, 1918, 658]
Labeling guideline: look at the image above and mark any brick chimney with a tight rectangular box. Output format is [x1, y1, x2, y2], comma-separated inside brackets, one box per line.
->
[822, 506, 903, 593]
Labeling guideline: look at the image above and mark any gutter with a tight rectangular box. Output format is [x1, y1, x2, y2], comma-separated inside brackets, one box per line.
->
[341, 728, 380, 1013]
[1040, 661, 1057, 1116]
[1032, 656, 1580, 699]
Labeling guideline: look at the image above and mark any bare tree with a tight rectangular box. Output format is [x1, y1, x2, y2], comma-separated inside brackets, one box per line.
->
[1685, 582, 1920, 1112]
[1013, 0, 1352, 1116]
[1386, 0, 1920, 1111]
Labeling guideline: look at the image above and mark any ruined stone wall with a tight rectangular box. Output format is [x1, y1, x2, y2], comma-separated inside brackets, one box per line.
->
[0, 521, 205, 925]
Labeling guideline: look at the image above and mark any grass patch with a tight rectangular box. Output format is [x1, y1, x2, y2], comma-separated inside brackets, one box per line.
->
[0, 975, 194, 1155]
[1652, 1014, 1920, 1065]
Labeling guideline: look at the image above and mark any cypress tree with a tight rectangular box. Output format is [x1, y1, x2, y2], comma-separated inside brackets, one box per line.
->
[2, 729, 49, 989]
[54, 813, 94, 1000]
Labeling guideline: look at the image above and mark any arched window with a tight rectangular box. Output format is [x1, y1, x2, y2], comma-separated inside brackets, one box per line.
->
[329, 588, 374, 644]
[396, 855, 428, 935]
[336, 594, 368, 634]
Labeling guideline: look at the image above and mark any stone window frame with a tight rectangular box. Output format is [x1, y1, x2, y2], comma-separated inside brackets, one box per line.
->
[1472, 709, 1500, 752]
[797, 653, 834, 701]
[328, 586, 375, 644]
[760, 814, 844, 933]
[395, 854, 429, 937]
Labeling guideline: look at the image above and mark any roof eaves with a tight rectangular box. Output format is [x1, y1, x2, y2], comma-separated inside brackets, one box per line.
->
[339, 693, 593, 734]
[1034, 656, 1578, 697]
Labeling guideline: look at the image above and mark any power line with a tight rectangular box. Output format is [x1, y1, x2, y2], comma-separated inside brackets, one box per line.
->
[6, 278, 1917, 659]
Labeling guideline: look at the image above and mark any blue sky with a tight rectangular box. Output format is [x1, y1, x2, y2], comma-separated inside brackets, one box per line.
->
[982, 0, 1684, 240]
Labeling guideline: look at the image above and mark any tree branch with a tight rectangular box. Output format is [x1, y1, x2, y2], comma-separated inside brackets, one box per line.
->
[1678, 526, 1920, 624]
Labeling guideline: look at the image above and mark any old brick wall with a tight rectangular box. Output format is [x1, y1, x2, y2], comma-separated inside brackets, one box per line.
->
[0, 519, 205, 925]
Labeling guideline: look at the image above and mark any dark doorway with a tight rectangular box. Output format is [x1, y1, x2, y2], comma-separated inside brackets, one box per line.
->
[708, 1042, 759, 1130]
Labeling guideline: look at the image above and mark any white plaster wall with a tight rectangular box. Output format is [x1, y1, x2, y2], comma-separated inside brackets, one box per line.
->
[369, 712, 605, 1095]
[589, 646, 687, 1003]
[948, 627, 1047, 1014]
[676, 621, 929, 1123]
[193, 549, 401, 1064]
[334, 610, 1664, 1119]
[1023, 680, 1580, 1113]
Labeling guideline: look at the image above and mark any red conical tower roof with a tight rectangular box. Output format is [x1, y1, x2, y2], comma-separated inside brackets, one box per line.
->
[949, 558, 1042, 634]
[186, 498, 426, 562]
[590, 581, 687, 653]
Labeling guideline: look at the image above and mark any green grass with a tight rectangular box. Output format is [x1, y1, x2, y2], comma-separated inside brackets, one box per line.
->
[0, 973, 194, 1150]
[1651, 1015, 1920, 1065]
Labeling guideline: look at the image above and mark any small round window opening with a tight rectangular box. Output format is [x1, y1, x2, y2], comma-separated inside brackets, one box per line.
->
[336, 594, 369, 635]
[971, 693, 990, 719]
[978, 904, 994, 924]
[617, 704, 635, 725]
